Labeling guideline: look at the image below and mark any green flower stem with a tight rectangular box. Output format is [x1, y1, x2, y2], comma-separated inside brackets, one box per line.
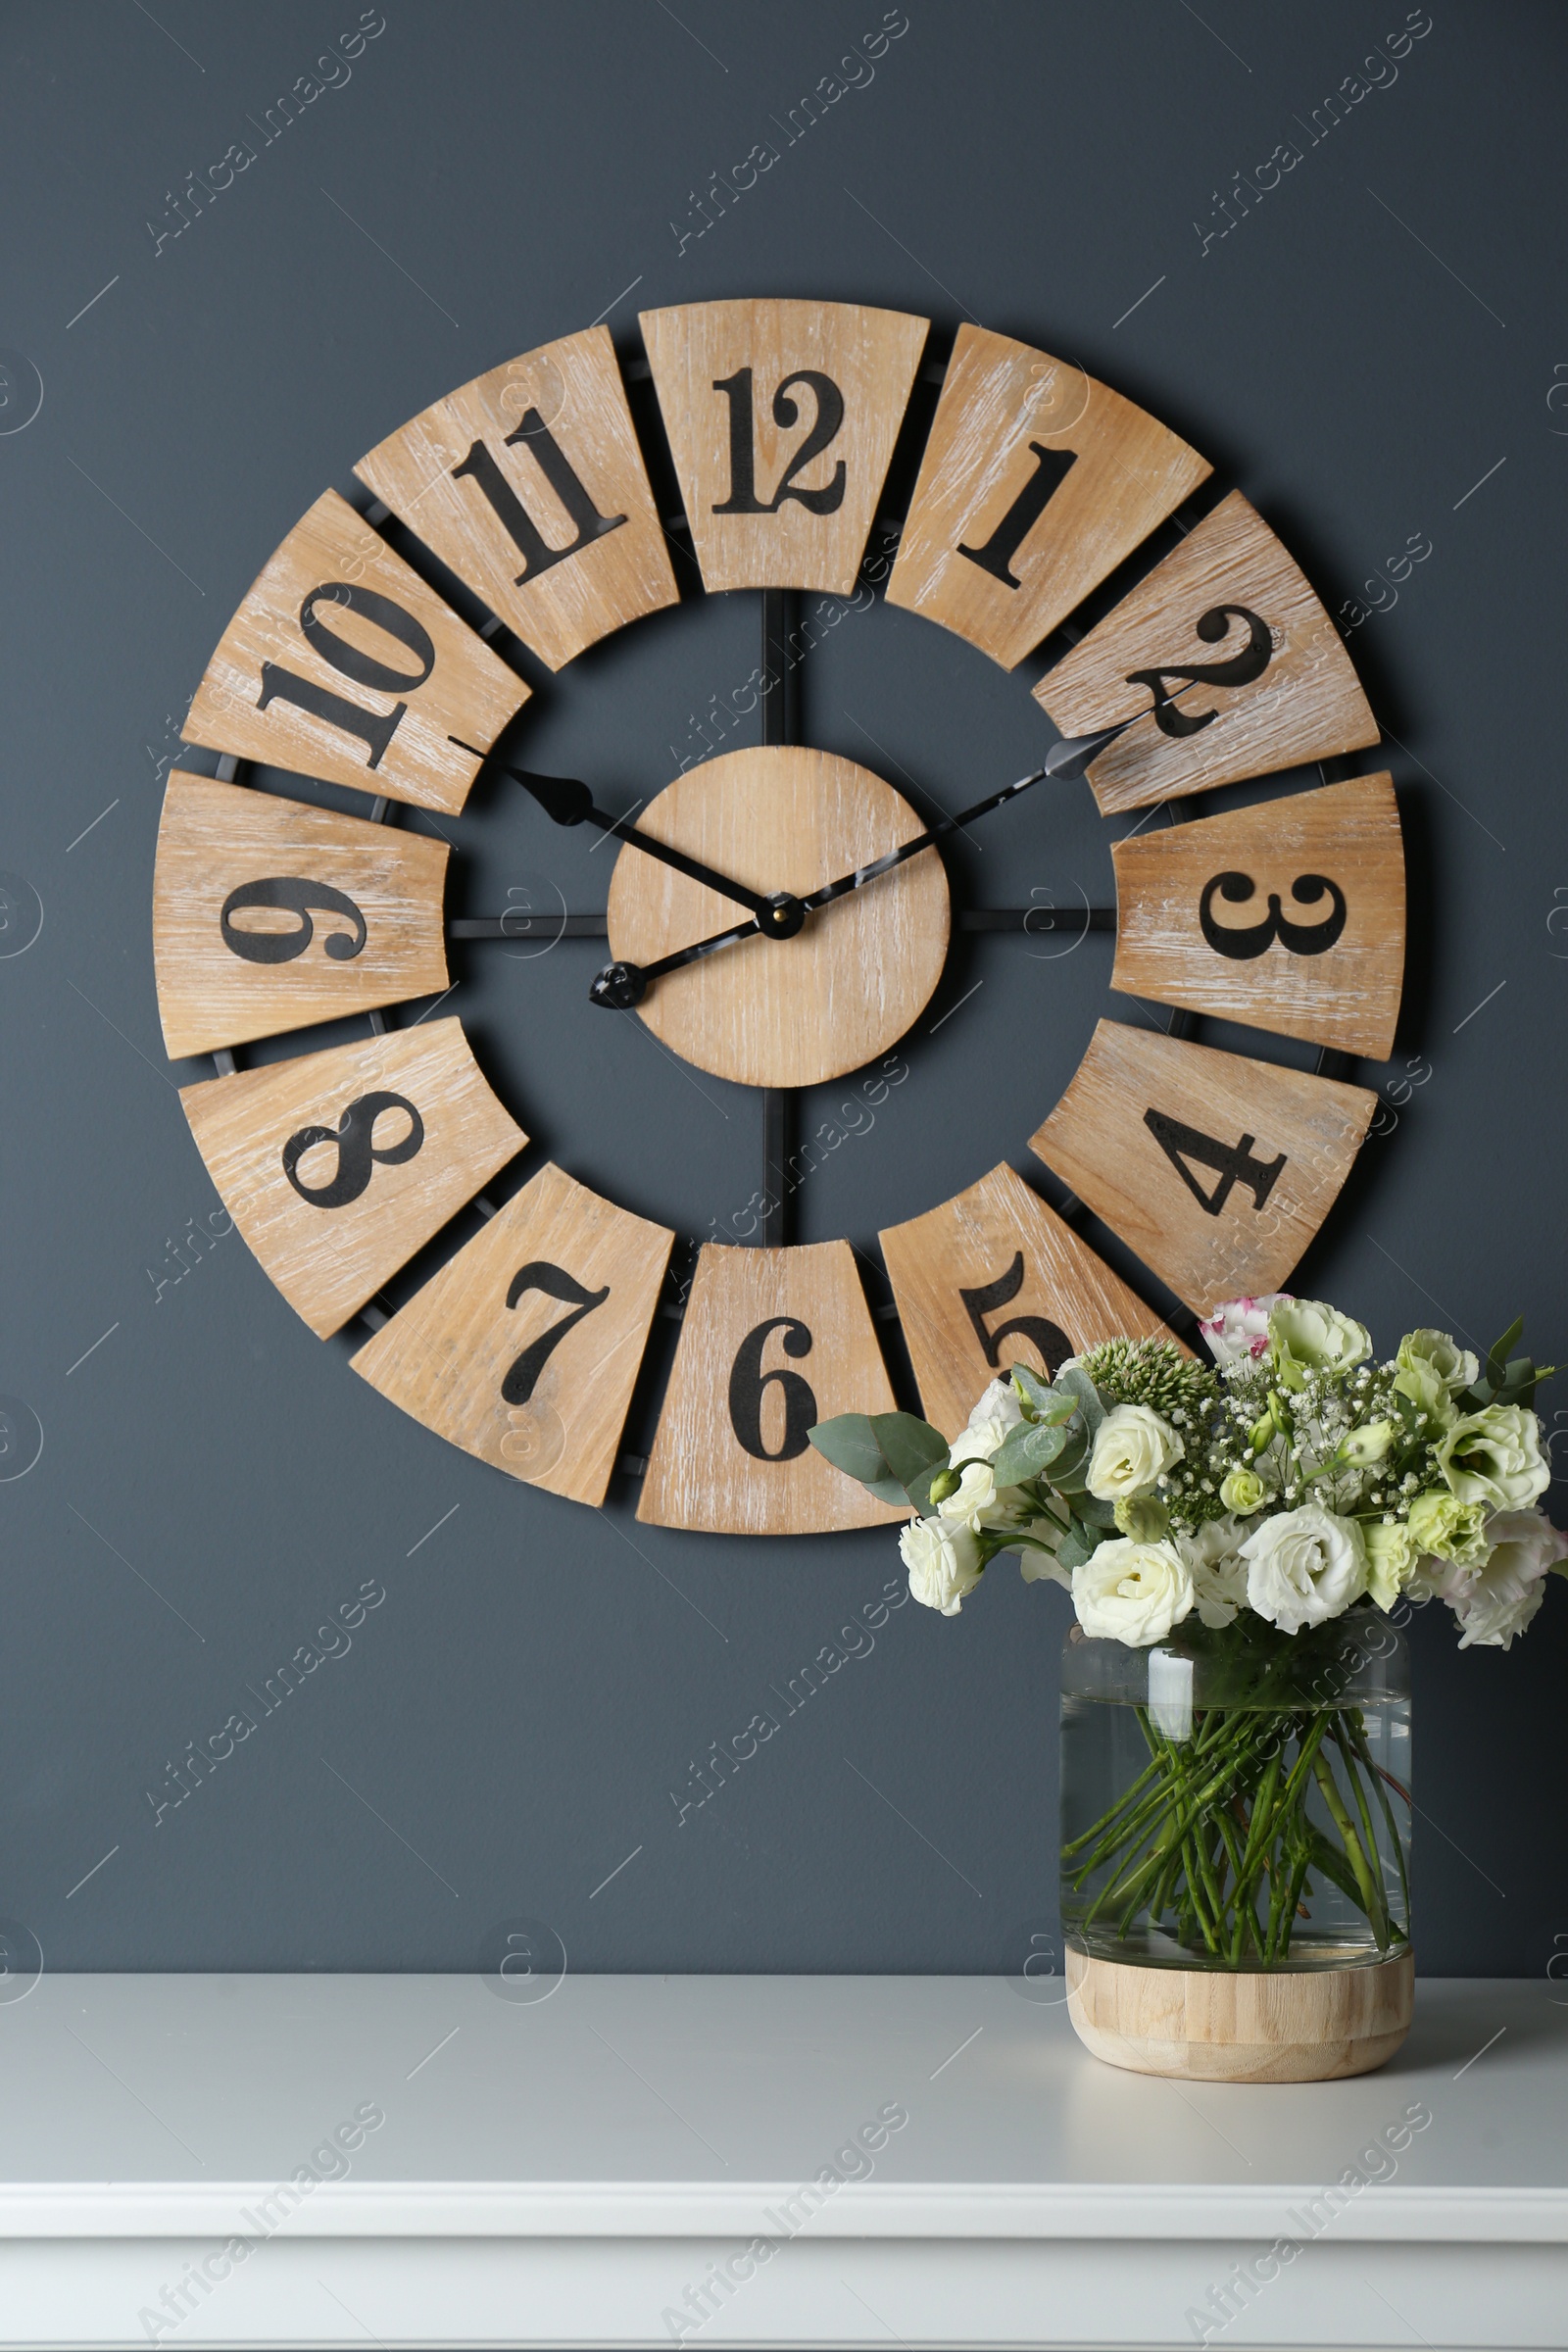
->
[1060, 1750, 1168, 1858]
[1334, 1728, 1398, 1949]
[1118, 1809, 1185, 1938]
[1213, 1808, 1256, 1962]
[1068, 1704, 1412, 1969]
[1349, 1724, 1412, 1928]
[1273, 1842, 1313, 1964]
[1236, 1746, 1283, 1886]
[1310, 1748, 1384, 1947]
[1242, 1713, 1329, 1871]
[1020, 1489, 1072, 1538]
[1083, 1829, 1170, 1932]
[1147, 1839, 1183, 1927]
[1180, 1834, 1222, 1954]
[1269, 1808, 1313, 1964]
[1069, 1707, 1223, 1887]
[1068, 1772, 1182, 1886]
[1188, 1819, 1230, 1937]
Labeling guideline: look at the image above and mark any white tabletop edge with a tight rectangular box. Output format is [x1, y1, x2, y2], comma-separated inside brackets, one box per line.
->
[0, 2180, 1563, 2242]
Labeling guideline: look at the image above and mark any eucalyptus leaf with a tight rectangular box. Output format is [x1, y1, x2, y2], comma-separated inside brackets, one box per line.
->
[1050, 1432, 1090, 1492]
[1058, 1512, 1113, 1570]
[1486, 1316, 1525, 1395]
[1076, 1492, 1120, 1529]
[1056, 1522, 1095, 1571]
[808, 1413, 890, 1489]
[1492, 1355, 1538, 1408]
[906, 1466, 945, 1514]
[869, 1411, 950, 1492]
[1054, 1364, 1105, 1436]
[1009, 1363, 1054, 1420]
[990, 1419, 1069, 1488]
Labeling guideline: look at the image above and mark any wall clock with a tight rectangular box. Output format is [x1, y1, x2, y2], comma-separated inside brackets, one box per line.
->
[153, 298, 1402, 1537]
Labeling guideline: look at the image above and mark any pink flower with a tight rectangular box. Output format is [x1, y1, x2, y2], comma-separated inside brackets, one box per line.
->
[1199, 1293, 1295, 1371]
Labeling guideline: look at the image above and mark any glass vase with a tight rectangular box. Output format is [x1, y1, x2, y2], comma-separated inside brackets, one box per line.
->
[1059, 1608, 1411, 1975]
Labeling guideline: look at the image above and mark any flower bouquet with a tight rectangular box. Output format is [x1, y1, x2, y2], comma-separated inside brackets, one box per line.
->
[811, 1296, 1563, 2047]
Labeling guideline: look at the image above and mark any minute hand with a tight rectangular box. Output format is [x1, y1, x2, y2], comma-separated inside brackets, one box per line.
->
[586, 695, 1195, 1008]
[796, 697, 1196, 911]
[589, 755, 1064, 1009]
[801, 762, 1049, 914]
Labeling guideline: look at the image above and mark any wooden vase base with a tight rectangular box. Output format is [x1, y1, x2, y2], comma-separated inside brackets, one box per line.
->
[1064, 1944, 1414, 2082]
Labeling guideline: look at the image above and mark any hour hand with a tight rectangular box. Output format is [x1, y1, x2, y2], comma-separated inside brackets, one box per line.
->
[449, 738, 778, 921]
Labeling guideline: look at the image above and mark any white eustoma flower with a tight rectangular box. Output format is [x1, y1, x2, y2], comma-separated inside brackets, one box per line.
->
[1435, 1405, 1550, 1513]
[1363, 1518, 1417, 1611]
[1393, 1355, 1456, 1427]
[949, 1377, 1023, 1467]
[1071, 1538, 1194, 1647]
[1436, 1509, 1568, 1650]
[900, 1517, 983, 1616]
[1241, 1505, 1368, 1633]
[1199, 1293, 1294, 1370]
[1396, 1327, 1480, 1395]
[937, 1460, 1009, 1534]
[1267, 1299, 1372, 1391]
[1176, 1513, 1250, 1628]
[1019, 1541, 1072, 1591]
[1086, 1403, 1184, 1502]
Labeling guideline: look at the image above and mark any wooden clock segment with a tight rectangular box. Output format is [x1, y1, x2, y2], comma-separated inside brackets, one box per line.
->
[638, 1241, 905, 1535]
[638, 298, 928, 596]
[153, 772, 450, 1059]
[1035, 492, 1381, 813]
[355, 326, 677, 671]
[605, 746, 951, 1089]
[880, 1162, 1187, 1442]
[353, 1161, 672, 1508]
[1109, 772, 1404, 1061]
[886, 323, 1212, 671]
[179, 1017, 525, 1339]
[181, 489, 525, 813]
[1030, 1019, 1376, 1316]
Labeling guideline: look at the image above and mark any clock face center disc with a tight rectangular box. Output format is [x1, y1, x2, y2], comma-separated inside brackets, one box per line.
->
[605, 745, 951, 1088]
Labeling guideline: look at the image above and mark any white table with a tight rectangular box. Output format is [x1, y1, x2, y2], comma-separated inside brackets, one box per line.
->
[0, 1973, 1561, 2349]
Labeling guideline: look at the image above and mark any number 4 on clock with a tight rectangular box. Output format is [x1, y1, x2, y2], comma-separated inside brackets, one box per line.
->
[1143, 1108, 1286, 1217]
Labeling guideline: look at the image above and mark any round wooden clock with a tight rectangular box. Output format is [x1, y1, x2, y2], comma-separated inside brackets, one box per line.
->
[152, 299, 1402, 1536]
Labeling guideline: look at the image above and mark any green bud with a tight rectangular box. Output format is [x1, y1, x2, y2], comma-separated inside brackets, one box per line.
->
[1248, 1410, 1276, 1453]
[1113, 1494, 1170, 1541]
[1219, 1466, 1267, 1515]
[927, 1466, 961, 1506]
[1342, 1419, 1396, 1468]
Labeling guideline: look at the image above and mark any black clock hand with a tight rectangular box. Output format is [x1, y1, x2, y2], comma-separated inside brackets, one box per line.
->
[449, 738, 796, 928]
[590, 735, 1118, 1007]
[590, 912, 764, 1007]
[586, 680, 1211, 1007]
[586, 762, 1057, 1009]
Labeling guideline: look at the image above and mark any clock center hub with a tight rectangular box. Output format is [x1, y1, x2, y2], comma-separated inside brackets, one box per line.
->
[605, 745, 951, 1088]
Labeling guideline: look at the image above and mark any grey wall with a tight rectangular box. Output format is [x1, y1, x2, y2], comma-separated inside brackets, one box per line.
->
[1, 0, 1564, 1981]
